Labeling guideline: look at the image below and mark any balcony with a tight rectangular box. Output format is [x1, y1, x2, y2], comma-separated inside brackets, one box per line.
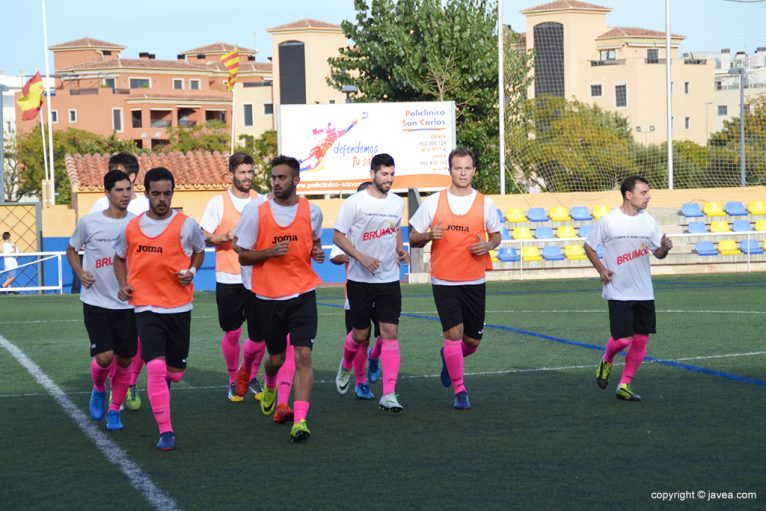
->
[178, 120, 197, 128]
[645, 58, 666, 64]
[590, 59, 625, 66]
[684, 58, 708, 65]
[69, 88, 98, 95]
[150, 119, 171, 128]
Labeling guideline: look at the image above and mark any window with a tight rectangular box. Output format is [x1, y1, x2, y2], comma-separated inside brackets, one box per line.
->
[599, 49, 616, 61]
[112, 108, 123, 132]
[68, 109, 77, 123]
[264, 103, 273, 115]
[102, 50, 112, 56]
[131, 110, 142, 128]
[173, 79, 183, 90]
[718, 105, 728, 116]
[647, 49, 659, 63]
[243, 104, 253, 127]
[190, 79, 201, 90]
[129, 78, 150, 89]
[590, 84, 602, 97]
[615, 84, 627, 107]
[103, 78, 115, 89]
[684, 81, 690, 94]
[51, 110, 58, 123]
[685, 117, 690, 130]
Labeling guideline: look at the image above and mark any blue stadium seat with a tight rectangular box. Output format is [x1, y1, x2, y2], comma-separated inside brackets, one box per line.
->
[687, 221, 708, 233]
[596, 244, 605, 259]
[496, 208, 506, 224]
[498, 246, 520, 262]
[681, 203, 704, 218]
[732, 220, 753, 232]
[542, 245, 565, 261]
[740, 240, 764, 255]
[500, 226, 512, 241]
[578, 224, 594, 238]
[527, 207, 549, 222]
[695, 240, 718, 256]
[534, 226, 554, 239]
[725, 201, 748, 216]
[570, 206, 592, 221]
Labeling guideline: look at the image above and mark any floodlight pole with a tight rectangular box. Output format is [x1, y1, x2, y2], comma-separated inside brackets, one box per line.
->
[734, 67, 746, 187]
[498, 0, 506, 195]
[0, 84, 7, 204]
[665, 0, 673, 189]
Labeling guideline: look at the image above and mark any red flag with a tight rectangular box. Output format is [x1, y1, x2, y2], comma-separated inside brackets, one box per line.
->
[220, 49, 239, 92]
[17, 72, 45, 121]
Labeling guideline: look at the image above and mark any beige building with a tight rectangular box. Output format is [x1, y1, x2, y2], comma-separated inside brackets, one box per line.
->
[521, 0, 716, 145]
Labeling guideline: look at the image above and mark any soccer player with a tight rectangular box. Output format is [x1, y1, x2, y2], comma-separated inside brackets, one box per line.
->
[332, 155, 409, 411]
[2, 231, 18, 291]
[409, 147, 501, 410]
[585, 175, 672, 401]
[66, 170, 137, 430]
[114, 167, 205, 450]
[200, 152, 266, 402]
[236, 155, 325, 442]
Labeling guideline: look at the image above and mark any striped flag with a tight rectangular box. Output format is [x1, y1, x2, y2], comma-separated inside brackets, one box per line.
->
[220, 48, 239, 92]
[17, 72, 45, 121]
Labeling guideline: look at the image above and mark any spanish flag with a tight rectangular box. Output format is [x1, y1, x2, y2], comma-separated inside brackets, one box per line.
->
[17, 72, 45, 121]
[220, 48, 239, 92]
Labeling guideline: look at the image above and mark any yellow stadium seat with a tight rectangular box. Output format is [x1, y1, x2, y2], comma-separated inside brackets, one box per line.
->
[512, 227, 533, 240]
[549, 206, 571, 222]
[709, 220, 730, 233]
[749, 200, 766, 215]
[718, 239, 740, 256]
[556, 225, 577, 238]
[490, 250, 499, 263]
[755, 220, 766, 232]
[506, 207, 526, 223]
[564, 245, 587, 260]
[592, 205, 610, 220]
[703, 202, 726, 217]
[521, 245, 542, 261]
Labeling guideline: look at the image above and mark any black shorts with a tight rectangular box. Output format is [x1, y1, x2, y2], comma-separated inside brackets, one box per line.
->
[83, 303, 138, 358]
[135, 311, 191, 369]
[432, 283, 486, 340]
[608, 300, 656, 339]
[346, 280, 401, 330]
[257, 291, 318, 354]
[216, 282, 248, 331]
[345, 308, 381, 338]
[243, 291, 263, 341]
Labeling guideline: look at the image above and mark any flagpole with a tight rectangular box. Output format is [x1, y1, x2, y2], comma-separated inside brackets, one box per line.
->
[41, 0, 56, 206]
[39, 105, 50, 198]
[230, 85, 236, 154]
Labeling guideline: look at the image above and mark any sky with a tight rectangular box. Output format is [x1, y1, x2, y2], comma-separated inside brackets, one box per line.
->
[0, 0, 763, 77]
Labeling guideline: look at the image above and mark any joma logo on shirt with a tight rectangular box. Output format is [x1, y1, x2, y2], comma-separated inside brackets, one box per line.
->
[272, 234, 298, 244]
[362, 226, 397, 241]
[446, 224, 470, 232]
[95, 257, 113, 268]
[137, 245, 163, 253]
[616, 245, 650, 265]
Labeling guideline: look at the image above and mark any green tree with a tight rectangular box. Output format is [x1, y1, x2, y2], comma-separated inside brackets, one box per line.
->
[163, 121, 230, 153]
[708, 95, 766, 185]
[236, 129, 277, 193]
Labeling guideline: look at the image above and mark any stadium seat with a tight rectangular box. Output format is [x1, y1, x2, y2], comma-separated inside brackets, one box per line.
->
[718, 239, 740, 256]
[579, 224, 594, 238]
[527, 207, 549, 222]
[592, 205, 610, 220]
[505, 207, 526, 223]
[748, 200, 766, 215]
[564, 244, 587, 260]
[703, 202, 726, 217]
[709, 220, 730, 233]
[570, 206, 592, 221]
[725, 201, 748, 216]
[496, 208, 506, 224]
[521, 245, 542, 261]
[687, 221, 708, 233]
[732, 220, 753, 232]
[695, 240, 718, 256]
[512, 227, 533, 240]
[490, 250, 499, 263]
[500, 226, 512, 241]
[498, 246, 520, 262]
[740, 240, 764, 255]
[549, 206, 571, 222]
[681, 202, 704, 218]
[556, 225, 577, 239]
[542, 246, 565, 261]
[596, 244, 605, 259]
[534, 226, 554, 239]
[755, 220, 766, 232]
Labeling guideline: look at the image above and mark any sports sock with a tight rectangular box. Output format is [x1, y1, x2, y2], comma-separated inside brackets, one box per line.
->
[242, 339, 265, 376]
[461, 340, 477, 357]
[620, 334, 649, 385]
[443, 339, 465, 394]
[109, 364, 131, 412]
[108, 358, 117, 381]
[293, 400, 310, 423]
[380, 339, 400, 396]
[146, 359, 173, 434]
[264, 368, 277, 390]
[129, 337, 144, 386]
[604, 337, 632, 364]
[166, 370, 185, 383]
[277, 343, 295, 406]
[353, 342, 368, 384]
[91, 358, 110, 392]
[369, 336, 383, 360]
[342, 331, 361, 370]
[221, 328, 242, 383]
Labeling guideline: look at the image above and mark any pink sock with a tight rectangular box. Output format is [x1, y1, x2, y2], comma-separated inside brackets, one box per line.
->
[146, 359, 173, 434]
[108, 358, 117, 381]
[293, 400, 310, 423]
[604, 337, 632, 364]
[461, 341, 477, 357]
[129, 337, 144, 386]
[242, 339, 265, 375]
[353, 343, 368, 384]
[277, 343, 295, 406]
[264, 369, 277, 390]
[443, 339, 465, 394]
[380, 339, 400, 396]
[166, 370, 185, 384]
[621, 334, 649, 385]
[91, 359, 110, 392]
[369, 336, 383, 360]
[221, 328, 242, 384]
[342, 331, 361, 370]
[109, 364, 131, 412]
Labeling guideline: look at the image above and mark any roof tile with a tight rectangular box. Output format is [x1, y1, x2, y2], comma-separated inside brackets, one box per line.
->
[268, 18, 342, 31]
[50, 37, 126, 50]
[522, 1, 611, 14]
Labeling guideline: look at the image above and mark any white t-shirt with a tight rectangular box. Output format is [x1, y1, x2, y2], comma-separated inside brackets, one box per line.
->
[585, 208, 663, 301]
[235, 199, 323, 299]
[90, 195, 150, 216]
[409, 189, 500, 286]
[2, 241, 18, 270]
[334, 190, 404, 284]
[200, 190, 265, 284]
[70, 211, 135, 310]
[329, 244, 351, 310]
[113, 211, 206, 313]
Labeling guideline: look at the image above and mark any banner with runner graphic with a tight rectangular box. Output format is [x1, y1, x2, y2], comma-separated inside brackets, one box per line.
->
[278, 102, 456, 193]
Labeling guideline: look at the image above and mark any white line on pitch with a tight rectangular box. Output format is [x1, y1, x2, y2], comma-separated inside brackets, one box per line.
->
[0, 334, 180, 511]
